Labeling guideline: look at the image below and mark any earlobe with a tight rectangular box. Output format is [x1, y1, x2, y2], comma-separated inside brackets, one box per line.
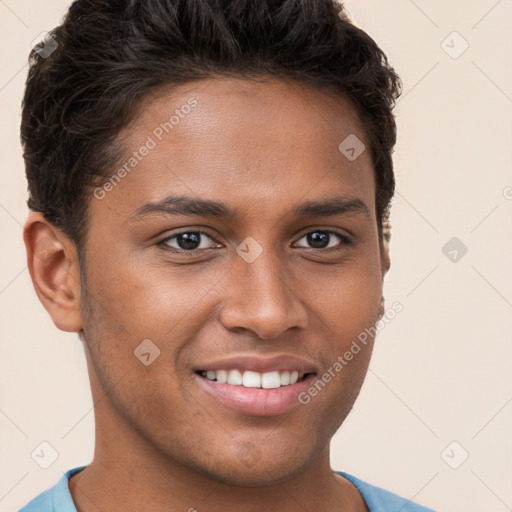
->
[378, 296, 385, 320]
[23, 213, 83, 332]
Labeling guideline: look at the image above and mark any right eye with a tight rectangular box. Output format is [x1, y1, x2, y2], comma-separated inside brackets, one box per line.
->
[158, 230, 222, 253]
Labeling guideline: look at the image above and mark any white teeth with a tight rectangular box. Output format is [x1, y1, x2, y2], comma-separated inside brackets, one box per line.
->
[242, 371, 261, 388]
[200, 369, 308, 388]
[227, 369, 243, 385]
[261, 371, 281, 389]
[280, 371, 290, 386]
[216, 369, 228, 383]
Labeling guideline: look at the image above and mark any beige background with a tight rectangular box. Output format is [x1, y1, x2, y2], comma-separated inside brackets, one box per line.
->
[1, 1, 511, 511]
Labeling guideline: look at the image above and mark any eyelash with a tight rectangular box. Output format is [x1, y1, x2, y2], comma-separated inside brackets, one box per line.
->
[157, 229, 353, 255]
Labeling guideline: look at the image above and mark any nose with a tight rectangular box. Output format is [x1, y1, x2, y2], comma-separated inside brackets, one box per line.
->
[219, 248, 308, 339]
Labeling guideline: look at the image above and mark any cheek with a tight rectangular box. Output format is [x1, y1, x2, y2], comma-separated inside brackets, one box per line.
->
[303, 254, 383, 335]
[294, 253, 382, 405]
[82, 245, 227, 337]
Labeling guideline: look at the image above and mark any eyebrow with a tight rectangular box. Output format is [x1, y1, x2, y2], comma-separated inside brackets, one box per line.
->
[132, 194, 371, 221]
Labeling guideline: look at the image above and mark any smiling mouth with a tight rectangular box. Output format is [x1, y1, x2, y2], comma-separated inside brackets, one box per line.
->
[195, 369, 315, 389]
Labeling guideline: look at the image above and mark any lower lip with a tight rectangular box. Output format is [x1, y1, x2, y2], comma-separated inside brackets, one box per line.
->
[195, 373, 316, 416]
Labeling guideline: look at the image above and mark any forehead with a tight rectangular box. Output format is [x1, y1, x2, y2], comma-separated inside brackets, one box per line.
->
[91, 77, 376, 223]
[134, 77, 371, 161]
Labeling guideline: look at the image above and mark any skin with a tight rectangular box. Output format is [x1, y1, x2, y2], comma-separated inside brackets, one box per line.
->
[24, 77, 390, 512]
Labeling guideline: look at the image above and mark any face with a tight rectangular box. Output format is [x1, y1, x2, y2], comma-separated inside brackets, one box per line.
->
[65, 77, 389, 485]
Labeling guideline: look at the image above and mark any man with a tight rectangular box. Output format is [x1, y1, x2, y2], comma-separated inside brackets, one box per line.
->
[18, 0, 436, 510]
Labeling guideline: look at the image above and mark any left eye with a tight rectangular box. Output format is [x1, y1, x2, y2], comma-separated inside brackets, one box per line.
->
[294, 230, 351, 250]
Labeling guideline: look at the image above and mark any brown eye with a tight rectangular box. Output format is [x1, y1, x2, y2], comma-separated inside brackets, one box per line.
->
[294, 230, 352, 250]
[160, 231, 219, 252]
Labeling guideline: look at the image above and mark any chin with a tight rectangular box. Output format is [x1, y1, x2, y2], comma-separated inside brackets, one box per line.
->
[188, 450, 308, 488]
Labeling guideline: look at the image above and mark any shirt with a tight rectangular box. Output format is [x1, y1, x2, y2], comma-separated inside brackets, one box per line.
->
[17, 466, 437, 512]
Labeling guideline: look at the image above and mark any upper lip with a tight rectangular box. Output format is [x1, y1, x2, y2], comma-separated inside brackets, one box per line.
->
[193, 354, 318, 375]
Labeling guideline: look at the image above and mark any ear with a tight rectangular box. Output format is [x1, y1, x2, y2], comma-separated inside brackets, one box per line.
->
[378, 240, 391, 319]
[23, 212, 83, 332]
[380, 241, 391, 282]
